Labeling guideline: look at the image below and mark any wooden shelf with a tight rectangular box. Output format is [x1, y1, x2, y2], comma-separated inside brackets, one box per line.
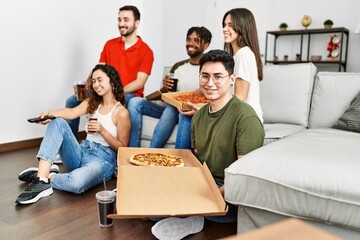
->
[268, 60, 345, 64]
[267, 27, 349, 36]
[264, 27, 349, 72]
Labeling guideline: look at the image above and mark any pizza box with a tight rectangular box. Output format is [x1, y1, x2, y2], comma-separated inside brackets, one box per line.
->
[161, 90, 208, 111]
[145, 90, 162, 101]
[109, 147, 228, 219]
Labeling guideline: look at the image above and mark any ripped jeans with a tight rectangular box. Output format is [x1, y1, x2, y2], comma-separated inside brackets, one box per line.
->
[36, 118, 116, 194]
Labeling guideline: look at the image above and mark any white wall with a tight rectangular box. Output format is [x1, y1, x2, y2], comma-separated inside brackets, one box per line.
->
[264, 0, 360, 72]
[0, 0, 164, 144]
[1, 0, 359, 144]
[162, 0, 211, 65]
[200, 0, 360, 72]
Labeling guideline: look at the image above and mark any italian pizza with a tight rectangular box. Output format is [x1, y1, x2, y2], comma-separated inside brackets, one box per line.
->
[129, 153, 185, 167]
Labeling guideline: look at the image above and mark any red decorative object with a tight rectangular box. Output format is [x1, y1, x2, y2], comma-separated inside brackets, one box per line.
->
[327, 34, 340, 58]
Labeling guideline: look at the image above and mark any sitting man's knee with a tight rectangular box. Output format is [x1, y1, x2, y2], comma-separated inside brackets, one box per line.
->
[127, 97, 145, 111]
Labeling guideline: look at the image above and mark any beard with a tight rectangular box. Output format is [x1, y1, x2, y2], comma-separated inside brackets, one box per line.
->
[119, 24, 136, 37]
[187, 45, 203, 58]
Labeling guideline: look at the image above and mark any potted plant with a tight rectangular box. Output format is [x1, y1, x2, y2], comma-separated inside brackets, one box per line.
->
[273, 56, 279, 61]
[296, 54, 301, 61]
[279, 23, 288, 31]
[323, 19, 334, 29]
[283, 55, 288, 61]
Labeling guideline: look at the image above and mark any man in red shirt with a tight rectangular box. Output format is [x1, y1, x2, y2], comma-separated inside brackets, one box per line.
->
[65, 5, 154, 138]
[99, 5, 154, 98]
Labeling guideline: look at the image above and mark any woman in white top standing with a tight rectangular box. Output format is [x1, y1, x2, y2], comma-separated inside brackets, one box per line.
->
[16, 64, 131, 205]
[175, 8, 263, 150]
[223, 8, 263, 122]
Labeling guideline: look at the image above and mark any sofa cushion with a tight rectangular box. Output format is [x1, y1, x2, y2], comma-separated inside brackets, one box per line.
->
[263, 123, 305, 145]
[260, 63, 317, 127]
[309, 72, 360, 129]
[332, 91, 360, 133]
[224, 128, 360, 231]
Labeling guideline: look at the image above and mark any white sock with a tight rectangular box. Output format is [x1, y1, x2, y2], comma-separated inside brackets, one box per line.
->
[151, 216, 204, 240]
[39, 177, 49, 183]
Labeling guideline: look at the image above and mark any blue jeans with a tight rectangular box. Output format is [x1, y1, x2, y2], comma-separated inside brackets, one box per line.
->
[128, 98, 179, 148]
[124, 93, 135, 108]
[65, 95, 82, 137]
[151, 105, 179, 148]
[65, 93, 135, 137]
[37, 118, 116, 194]
[175, 114, 192, 149]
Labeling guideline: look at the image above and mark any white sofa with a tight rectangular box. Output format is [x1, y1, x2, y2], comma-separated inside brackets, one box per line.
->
[224, 63, 360, 239]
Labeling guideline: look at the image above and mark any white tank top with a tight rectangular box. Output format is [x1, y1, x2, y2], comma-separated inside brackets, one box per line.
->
[86, 102, 119, 146]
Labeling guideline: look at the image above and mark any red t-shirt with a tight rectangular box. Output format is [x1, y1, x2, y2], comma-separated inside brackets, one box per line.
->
[99, 36, 154, 97]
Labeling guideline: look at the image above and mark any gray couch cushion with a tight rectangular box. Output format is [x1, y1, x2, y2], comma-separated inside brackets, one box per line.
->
[263, 123, 305, 145]
[333, 91, 360, 133]
[260, 63, 317, 127]
[309, 72, 360, 129]
[225, 128, 360, 230]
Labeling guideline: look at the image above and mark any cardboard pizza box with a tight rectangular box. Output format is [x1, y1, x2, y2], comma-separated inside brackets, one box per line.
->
[109, 147, 228, 219]
[221, 219, 341, 240]
[161, 90, 208, 111]
[145, 90, 162, 101]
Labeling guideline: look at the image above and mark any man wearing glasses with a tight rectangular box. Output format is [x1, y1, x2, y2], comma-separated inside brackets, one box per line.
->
[151, 50, 264, 239]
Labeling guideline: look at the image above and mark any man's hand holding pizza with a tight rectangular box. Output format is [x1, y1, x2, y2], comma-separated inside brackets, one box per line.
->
[178, 102, 201, 116]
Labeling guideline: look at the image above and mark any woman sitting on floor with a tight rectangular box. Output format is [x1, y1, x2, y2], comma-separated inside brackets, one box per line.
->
[16, 64, 131, 205]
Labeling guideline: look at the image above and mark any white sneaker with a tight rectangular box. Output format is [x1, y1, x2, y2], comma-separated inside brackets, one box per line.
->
[151, 216, 204, 240]
[53, 154, 62, 164]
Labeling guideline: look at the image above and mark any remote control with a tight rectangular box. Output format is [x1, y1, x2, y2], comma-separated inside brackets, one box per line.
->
[27, 115, 56, 123]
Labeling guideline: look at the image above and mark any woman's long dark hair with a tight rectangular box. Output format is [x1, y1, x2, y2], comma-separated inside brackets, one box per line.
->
[86, 64, 125, 114]
[223, 8, 263, 80]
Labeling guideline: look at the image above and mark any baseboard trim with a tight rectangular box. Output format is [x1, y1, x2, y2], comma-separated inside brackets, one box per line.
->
[0, 131, 87, 153]
[0, 138, 42, 153]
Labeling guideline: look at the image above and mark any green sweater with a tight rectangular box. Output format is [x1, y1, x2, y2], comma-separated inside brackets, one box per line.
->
[191, 96, 264, 183]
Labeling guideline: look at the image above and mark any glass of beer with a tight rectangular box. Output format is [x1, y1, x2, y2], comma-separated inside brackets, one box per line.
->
[74, 81, 87, 101]
[168, 73, 178, 92]
[87, 115, 98, 134]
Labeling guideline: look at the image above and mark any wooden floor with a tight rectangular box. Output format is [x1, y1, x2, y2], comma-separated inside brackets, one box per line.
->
[0, 148, 237, 240]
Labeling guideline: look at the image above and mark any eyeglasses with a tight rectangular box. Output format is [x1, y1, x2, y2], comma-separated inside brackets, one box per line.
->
[199, 73, 231, 85]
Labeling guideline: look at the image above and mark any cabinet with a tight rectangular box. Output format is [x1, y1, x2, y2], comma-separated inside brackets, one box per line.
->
[264, 27, 349, 72]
